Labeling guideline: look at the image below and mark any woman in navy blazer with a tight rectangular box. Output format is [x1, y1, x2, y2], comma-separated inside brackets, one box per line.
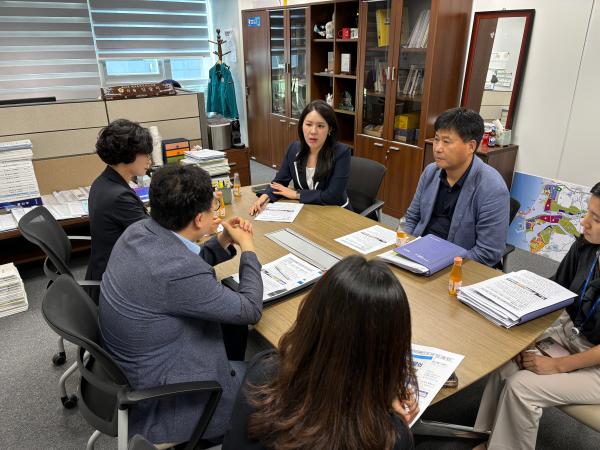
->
[250, 100, 352, 215]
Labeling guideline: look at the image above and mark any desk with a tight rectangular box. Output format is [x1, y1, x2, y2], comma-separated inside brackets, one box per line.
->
[215, 187, 559, 406]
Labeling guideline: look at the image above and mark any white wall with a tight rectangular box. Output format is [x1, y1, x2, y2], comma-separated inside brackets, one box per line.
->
[557, 0, 600, 186]
[473, 0, 598, 186]
[211, 0, 248, 145]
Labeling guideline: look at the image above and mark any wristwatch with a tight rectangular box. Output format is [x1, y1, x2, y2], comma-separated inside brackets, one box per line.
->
[296, 191, 300, 200]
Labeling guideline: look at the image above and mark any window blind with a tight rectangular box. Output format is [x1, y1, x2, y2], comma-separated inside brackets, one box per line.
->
[88, 0, 211, 60]
[0, 0, 101, 101]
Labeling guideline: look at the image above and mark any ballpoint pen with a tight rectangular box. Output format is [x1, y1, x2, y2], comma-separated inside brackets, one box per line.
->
[360, 231, 386, 243]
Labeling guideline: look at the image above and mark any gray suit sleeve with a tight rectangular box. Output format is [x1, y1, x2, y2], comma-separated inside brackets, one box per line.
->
[404, 169, 428, 234]
[466, 184, 510, 266]
[200, 235, 236, 266]
[164, 251, 263, 325]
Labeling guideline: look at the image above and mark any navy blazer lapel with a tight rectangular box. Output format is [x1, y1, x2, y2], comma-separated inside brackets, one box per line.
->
[448, 156, 481, 240]
[293, 151, 308, 190]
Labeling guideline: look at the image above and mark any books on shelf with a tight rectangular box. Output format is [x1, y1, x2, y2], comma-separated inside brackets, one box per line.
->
[0, 263, 28, 318]
[406, 9, 430, 48]
[402, 64, 425, 97]
[0, 139, 42, 211]
[458, 270, 577, 328]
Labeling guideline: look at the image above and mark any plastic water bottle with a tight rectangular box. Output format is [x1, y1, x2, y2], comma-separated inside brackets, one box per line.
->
[233, 172, 241, 197]
[448, 256, 463, 296]
[396, 217, 409, 247]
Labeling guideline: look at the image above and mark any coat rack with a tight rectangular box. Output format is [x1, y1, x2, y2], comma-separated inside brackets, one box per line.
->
[209, 29, 231, 64]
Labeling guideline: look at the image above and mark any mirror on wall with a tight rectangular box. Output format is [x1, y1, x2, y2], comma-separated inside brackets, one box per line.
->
[461, 9, 535, 129]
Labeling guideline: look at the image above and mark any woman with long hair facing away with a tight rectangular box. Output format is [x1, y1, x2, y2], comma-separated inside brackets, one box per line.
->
[473, 181, 600, 450]
[249, 99, 352, 215]
[223, 255, 419, 450]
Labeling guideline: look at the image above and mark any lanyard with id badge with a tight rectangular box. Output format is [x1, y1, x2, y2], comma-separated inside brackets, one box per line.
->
[571, 249, 600, 339]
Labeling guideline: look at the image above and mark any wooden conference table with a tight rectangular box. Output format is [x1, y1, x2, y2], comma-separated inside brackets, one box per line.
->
[213, 187, 560, 406]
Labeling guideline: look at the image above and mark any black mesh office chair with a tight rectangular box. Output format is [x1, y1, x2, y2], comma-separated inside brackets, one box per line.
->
[18, 206, 99, 408]
[42, 275, 223, 450]
[347, 156, 387, 221]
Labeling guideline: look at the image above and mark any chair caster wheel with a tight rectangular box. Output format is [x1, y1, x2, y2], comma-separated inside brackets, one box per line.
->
[61, 394, 78, 409]
[52, 352, 66, 366]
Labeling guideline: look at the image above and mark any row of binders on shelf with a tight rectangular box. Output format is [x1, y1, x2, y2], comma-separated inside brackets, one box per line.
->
[0, 263, 28, 318]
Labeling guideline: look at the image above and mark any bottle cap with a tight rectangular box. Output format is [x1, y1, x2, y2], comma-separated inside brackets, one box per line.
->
[454, 256, 463, 265]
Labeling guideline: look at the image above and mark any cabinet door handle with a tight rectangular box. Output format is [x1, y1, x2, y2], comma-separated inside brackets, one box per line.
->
[389, 146, 400, 151]
[391, 67, 396, 81]
[279, 119, 287, 123]
[386, 66, 390, 80]
[373, 142, 384, 148]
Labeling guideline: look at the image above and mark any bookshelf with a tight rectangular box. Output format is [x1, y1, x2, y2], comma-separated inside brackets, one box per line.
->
[309, 0, 359, 150]
[354, 0, 473, 217]
[242, 0, 472, 205]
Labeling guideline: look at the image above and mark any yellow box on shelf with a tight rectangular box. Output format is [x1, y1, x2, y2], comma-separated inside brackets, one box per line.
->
[394, 112, 420, 129]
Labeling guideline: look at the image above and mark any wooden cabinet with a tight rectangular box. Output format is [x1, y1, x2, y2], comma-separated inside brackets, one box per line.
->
[354, 0, 473, 217]
[355, 134, 422, 217]
[224, 148, 252, 186]
[423, 139, 519, 189]
[242, 10, 271, 166]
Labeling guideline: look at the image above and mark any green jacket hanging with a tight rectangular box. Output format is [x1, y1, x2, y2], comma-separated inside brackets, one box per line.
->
[206, 63, 238, 119]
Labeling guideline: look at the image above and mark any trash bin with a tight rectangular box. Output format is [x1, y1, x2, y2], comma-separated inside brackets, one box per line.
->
[208, 123, 231, 150]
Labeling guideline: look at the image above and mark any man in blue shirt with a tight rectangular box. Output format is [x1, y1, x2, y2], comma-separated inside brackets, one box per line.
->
[404, 107, 510, 266]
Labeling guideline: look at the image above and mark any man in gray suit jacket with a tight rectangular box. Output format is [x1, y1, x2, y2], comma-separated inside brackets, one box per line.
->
[404, 108, 510, 267]
[99, 165, 263, 445]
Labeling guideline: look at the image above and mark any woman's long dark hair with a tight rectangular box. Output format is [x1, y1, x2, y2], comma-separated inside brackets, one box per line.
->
[247, 255, 417, 450]
[296, 99, 339, 184]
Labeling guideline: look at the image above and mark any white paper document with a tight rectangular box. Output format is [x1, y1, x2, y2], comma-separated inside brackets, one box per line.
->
[378, 241, 428, 274]
[410, 344, 464, 427]
[254, 203, 304, 223]
[0, 214, 17, 232]
[458, 270, 577, 328]
[335, 225, 397, 254]
[232, 253, 323, 302]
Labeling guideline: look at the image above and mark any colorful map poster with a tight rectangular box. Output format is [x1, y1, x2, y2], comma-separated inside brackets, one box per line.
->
[508, 172, 590, 262]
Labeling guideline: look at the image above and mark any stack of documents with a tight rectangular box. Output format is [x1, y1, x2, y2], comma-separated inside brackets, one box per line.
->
[182, 150, 230, 177]
[378, 234, 467, 276]
[458, 270, 577, 328]
[0, 263, 29, 318]
[40, 187, 89, 220]
[335, 225, 397, 254]
[0, 139, 42, 210]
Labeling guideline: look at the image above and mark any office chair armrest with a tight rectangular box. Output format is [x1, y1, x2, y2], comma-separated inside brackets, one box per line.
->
[118, 380, 222, 407]
[360, 200, 385, 218]
[67, 235, 91, 241]
[119, 381, 223, 449]
[76, 280, 101, 287]
[503, 244, 515, 258]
